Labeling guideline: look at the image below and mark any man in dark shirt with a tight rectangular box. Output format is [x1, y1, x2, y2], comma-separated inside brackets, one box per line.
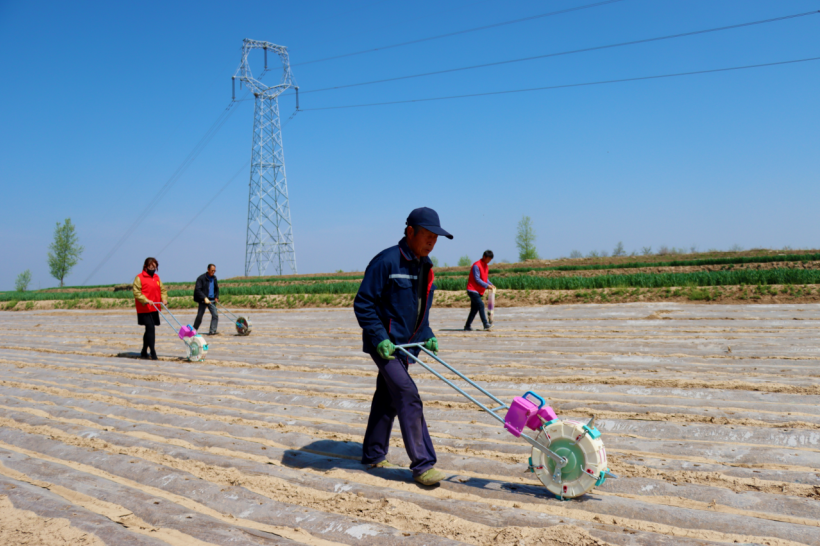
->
[193, 264, 219, 335]
[354, 207, 452, 486]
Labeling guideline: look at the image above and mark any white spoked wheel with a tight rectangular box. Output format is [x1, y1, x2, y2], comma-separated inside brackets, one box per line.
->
[185, 335, 208, 362]
[235, 317, 252, 336]
[531, 420, 607, 499]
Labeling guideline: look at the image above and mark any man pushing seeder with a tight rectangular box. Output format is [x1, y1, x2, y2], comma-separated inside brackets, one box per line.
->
[353, 208, 614, 497]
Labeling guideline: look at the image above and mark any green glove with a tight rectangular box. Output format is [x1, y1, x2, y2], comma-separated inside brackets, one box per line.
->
[376, 339, 396, 360]
[423, 337, 438, 355]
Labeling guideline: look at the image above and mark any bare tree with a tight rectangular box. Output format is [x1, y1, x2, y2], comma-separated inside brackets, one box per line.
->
[612, 241, 626, 257]
[48, 218, 84, 287]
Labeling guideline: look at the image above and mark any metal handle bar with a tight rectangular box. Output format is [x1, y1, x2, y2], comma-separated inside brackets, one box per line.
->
[150, 302, 183, 334]
[395, 343, 508, 423]
[394, 344, 567, 468]
[214, 302, 242, 323]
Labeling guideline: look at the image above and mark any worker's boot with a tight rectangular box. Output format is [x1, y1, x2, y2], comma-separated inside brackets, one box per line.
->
[414, 468, 446, 486]
[368, 460, 401, 469]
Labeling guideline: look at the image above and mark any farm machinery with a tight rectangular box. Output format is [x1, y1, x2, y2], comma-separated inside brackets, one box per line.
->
[395, 343, 616, 499]
[214, 302, 253, 336]
[151, 302, 209, 361]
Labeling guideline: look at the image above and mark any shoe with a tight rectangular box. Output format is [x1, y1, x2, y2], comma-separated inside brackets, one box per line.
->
[414, 468, 446, 486]
[464, 327, 473, 331]
[368, 460, 401, 469]
[209, 331, 219, 336]
[140, 349, 149, 360]
[483, 324, 493, 331]
[150, 350, 158, 361]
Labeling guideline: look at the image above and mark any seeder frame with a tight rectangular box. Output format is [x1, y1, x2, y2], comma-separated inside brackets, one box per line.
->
[394, 344, 569, 469]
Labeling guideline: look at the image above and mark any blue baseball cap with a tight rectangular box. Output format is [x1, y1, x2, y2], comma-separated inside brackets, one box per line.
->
[406, 207, 453, 239]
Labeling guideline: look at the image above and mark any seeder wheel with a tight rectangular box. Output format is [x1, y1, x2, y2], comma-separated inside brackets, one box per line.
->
[235, 317, 252, 336]
[185, 335, 209, 362]
[531, 420, 607, 499]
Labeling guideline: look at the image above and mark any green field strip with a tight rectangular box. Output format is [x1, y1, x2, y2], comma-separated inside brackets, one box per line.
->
[4, 268, 820, 302]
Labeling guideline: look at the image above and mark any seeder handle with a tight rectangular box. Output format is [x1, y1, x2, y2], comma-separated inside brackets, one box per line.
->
[214, 302, 240, 321]
[394, 343, 569, 468]
[523, 391, 545, 409]
[395, 343, 508, 424]
[150, 302, 183, 334]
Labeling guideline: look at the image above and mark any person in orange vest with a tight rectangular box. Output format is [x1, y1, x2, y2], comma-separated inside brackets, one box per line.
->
[464, 250, 495, 331]
[132, 257, 168, 360]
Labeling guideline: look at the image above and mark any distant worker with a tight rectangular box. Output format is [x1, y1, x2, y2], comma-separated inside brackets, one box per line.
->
[354, 207, 452, 486]
[132, 257, 167, 360]
[464, 250, 495, 331]
[193, 264, 219, 335]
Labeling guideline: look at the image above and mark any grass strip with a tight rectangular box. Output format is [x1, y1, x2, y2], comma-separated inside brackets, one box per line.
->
[4, 269, 820, 302]
[34, 251, 820, 293]
[434, 268, 820, 291]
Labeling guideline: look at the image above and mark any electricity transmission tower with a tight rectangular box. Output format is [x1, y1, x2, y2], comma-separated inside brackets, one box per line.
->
[234, 39, 298, 276]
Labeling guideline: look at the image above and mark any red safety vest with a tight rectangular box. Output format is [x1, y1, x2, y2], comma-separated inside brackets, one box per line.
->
[466, 259, 489, 296]
[135, 271, 162, 314]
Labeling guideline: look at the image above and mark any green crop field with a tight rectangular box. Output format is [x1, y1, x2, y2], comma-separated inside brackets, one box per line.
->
[46, 250, 820, 292]
[4, 268, 820, 303]
[3, 250, 819, 309]
[493, 251, 820, 274]
[436, 268, 820, 291]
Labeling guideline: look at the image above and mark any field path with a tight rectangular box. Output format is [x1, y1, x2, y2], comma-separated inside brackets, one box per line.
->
[1, 303, 819, 545]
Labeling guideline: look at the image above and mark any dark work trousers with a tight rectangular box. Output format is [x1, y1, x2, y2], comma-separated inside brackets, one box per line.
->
[142, 322, 156, 355]
[361, 353, 437, 477]
[137, 311, 159, 357]
[193, 302, 218, 334]
[465, 290, 489, 329]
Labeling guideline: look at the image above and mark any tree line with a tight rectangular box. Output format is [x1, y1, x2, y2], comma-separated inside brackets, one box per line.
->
[14, 218, 83, 292]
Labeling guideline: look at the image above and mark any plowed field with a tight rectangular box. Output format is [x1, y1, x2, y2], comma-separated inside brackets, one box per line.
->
[0, 304, 819, 545]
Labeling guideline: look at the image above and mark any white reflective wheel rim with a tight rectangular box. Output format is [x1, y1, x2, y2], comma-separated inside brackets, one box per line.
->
[531, 420, 606, 499]
[185, 336, 208, 362]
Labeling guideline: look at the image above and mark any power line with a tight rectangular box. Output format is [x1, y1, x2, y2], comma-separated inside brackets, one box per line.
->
[82, 59, 290, 284]
[156, 160, 250, 257]
[108, 61, 240, 213]
[293, 0, 627, 67]
[306, 0, 492, 52]
[301, 10, 820, 95]
[157, 107, 302, 258]
[299, 55, 820, 111]
[82, 100, 242, 284]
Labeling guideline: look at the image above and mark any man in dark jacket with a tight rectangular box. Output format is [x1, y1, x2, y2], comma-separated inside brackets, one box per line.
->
[354, 207, 452, 486]
[193, 264, 219, 335]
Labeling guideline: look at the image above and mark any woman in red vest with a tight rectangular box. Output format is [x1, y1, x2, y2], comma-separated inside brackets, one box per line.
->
[464, 250, 495, 331]
[131, 257, 168, 360]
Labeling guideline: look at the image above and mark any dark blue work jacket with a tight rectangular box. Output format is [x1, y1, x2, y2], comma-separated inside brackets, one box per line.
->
[354, 237, 436, 362]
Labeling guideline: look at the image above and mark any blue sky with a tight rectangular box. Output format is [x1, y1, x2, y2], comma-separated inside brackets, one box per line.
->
[1, 0, 818, 289]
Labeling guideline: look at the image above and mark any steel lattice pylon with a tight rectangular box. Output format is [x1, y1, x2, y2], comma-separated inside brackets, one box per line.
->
[235, 39, 298, 276]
